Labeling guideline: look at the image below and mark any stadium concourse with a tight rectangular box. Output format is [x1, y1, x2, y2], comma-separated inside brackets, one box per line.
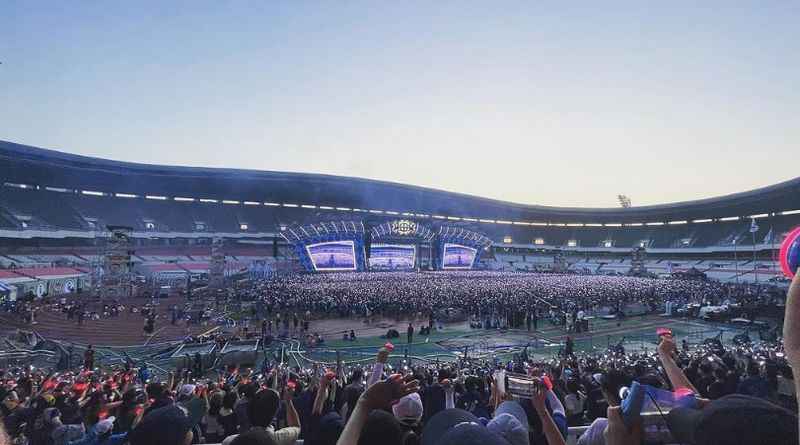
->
[0, 140, 799, 445]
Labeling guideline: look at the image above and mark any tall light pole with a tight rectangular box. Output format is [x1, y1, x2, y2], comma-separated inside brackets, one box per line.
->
[733, 238, 739, 284]
[752, 230, 757, 283]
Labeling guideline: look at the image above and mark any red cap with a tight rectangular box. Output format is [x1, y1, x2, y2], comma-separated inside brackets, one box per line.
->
[384, 342, 394, 352]
[325, 371, 336, 380]
[287, 381, 297, 389]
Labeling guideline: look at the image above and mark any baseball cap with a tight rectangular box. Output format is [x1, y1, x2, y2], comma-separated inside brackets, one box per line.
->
[422, 409, 512, 445]
[393, 392, 424, 425]
[129, 400, 206, 445]
[487, 401, 529, 445]
[667, 394, 798, 445]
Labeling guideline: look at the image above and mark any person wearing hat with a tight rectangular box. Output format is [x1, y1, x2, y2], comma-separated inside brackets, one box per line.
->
[128, 401, 206, 445]
[487, 401, 529, 445]
[665, 393, 798, 445]
[393, 392, 424, 444]
[420, 408, 512, 445]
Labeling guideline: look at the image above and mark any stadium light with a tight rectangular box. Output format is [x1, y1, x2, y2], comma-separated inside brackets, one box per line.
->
[319, 206, 334, 210]
[566, 223, 583, 227]
[668, 220, 687, 225]
[283, 203, 299, 208]
[447, 216, 461, 221]
[301, 204, 317, 209]
[462, 217, 478, 222]
[692, 218, 713, 223]
[604, 223, 622, 227]
[115, 193, 138, 198]
[264, 202, 281, 206]
[479, 219, 495, 223]
[534, 238, 545, 245]
[222, 200, 240, 205]
[199, 198, 218, 203]
[496, 220, 512, 224]
[646, 222, 664, 226]
[174, 197, 195, 202]
[81, 190, 104, 196]
[530, 222, 548, 226]
[780, 209, 800, 216]
[386, 211, 399, 215]
[585, 223, 603, 227]
[433, 215, 446, 219]
[145, 195, 167, 200]
[244, 201, 261, 206]
[45, 187, 69, 193]
[626, 223, 643, 227]
[719, 216, 740, 221]
[748, 213, 769, 219]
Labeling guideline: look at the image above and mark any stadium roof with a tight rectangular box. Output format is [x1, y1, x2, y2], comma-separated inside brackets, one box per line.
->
[2, 140, 799, 225]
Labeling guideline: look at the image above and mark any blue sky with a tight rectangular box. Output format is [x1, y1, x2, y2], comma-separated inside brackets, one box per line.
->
[1, 1, 798, 207]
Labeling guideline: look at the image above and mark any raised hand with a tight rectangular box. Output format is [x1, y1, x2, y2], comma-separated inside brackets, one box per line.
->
[359, 374, 419, 411]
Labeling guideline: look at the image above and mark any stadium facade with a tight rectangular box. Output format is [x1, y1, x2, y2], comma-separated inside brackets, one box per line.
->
[0, 140, 798, 284]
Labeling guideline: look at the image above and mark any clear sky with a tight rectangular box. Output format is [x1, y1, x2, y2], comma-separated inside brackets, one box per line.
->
[2, 1, 798, 208]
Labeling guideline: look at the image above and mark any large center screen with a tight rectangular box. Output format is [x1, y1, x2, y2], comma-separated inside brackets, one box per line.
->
[306, 241, 357, 271]
[442, 243, 477, 269]
[369, 244, 416, 270]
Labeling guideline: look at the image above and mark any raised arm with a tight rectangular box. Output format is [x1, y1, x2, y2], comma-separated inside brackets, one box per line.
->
[657, 335, 699, 394]
[531, 384, 567, 445]
[782, 270, 800, 440]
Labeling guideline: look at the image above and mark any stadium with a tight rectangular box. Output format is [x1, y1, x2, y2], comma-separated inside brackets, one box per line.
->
[6, 3, 800, 444]
[0, 138, 795, 352]
[2, 138, 798, 444]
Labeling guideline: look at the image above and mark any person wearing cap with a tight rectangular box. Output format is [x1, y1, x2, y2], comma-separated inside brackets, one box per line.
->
[128, 402, 205, 445]
[393, 392, 424, 443]
[487, 401, 529, 445]
[421, 408, 512, 445]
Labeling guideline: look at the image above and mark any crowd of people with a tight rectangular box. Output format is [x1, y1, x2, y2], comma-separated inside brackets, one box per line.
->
[234, 272, 782, 327]
[0, 318, 798, 445]
[0, 271, 796, 445]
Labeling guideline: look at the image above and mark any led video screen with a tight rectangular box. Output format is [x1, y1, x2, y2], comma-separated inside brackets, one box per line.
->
[442, 243, 477, 269]
[369, 244, 416, 270]
[306, 241, 357, 271]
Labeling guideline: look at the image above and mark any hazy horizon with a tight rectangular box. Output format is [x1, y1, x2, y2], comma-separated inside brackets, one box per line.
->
[2, 1, 798, 208]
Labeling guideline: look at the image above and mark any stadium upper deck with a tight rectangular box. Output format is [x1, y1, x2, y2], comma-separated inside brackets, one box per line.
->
[1, 140, 798, 252]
